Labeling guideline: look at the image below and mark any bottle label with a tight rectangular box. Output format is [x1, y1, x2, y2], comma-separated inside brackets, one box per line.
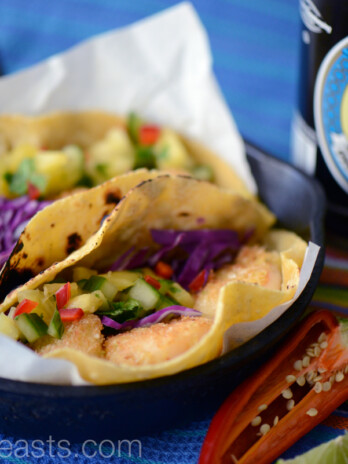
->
[314, 37, 348, 193]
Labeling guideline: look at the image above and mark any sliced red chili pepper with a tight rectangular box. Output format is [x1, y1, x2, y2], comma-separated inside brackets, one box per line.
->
[27, 182, 41, 200]
[14, 299, 39, 317]
[55, 282, 71, 310]
[139, 125, 161, 146]
[155, 261, 174, 279]
[199, 310, 348, 464]
[144, 275, 161, 290]
[189, 269, 207, 293]
[59, 308, 84, 323]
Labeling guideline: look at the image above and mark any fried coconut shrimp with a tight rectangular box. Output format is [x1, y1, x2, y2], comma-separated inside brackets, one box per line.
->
[195, 246, 282, 316]
[31, 314, 104, 357]
[104, 316, 213, 366]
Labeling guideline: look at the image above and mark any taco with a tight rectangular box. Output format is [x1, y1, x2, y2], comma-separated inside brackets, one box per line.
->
[0, 175, 307, 385]
[0, 111, 252, 267]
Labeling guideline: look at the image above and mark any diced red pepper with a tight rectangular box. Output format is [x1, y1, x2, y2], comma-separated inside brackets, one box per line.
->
[199, 310, 348, 464]
[55, 282, 71, 310]
[139, 125, 161, 146]
[144, 275, 161, 290]
[59, 308, 84, 323]
[155, 261, 174, 279]
[14, 299, 39, 317]
[27, 182, 41, 200]
[189, 269, 207, 293]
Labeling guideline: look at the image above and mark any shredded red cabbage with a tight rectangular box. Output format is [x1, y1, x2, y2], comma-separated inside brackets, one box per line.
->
[101, 306, 201, 331]
[108, 228, 243, 290]
[0, 196, 51, 268]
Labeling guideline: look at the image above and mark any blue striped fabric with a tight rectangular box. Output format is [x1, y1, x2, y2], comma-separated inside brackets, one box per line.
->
[0, 0, 299, 161]
[1, 2, 341, 464]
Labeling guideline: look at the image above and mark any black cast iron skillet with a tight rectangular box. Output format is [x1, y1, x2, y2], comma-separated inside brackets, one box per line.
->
[0, 142, 325, 441]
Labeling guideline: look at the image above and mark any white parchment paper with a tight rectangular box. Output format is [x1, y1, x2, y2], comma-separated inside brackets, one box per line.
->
[0, 2, 256, 193]
[0, 3, 320, 384]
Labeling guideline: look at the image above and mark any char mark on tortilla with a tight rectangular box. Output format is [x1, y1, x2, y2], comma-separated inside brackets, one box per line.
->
[66, 233, 82, 255]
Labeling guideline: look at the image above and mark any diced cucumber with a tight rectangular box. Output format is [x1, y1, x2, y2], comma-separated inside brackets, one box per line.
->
[15, 313, 48, 343]
[157, 279, 173, 295]
[47, 310, 64, 339]
[82, 275, 118, 300]
[156, 295, 178, 310]
[0, 313, 20, 340]
[127, 112, 143, 143]
[167, 283, 194, 308]
[102, 271, 141, 291]
[128, 278, 162, 310]
[72, 267, 98, 281]
[134, 146, 156, 169]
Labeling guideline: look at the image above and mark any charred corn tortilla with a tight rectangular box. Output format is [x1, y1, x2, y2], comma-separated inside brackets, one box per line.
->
[0, 175, 307, 385]
[43, 230, 306, 385]
[0, 111, 252, 196]
[0, 174, 274, 305]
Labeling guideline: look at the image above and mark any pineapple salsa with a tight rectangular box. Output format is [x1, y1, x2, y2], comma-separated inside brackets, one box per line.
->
[0, 113, 213, 199]
[0, 266, 195, 345]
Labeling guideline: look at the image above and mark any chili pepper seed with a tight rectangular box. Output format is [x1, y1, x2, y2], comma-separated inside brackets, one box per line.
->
[314, 382, 322, 393]
[306, 408, 318, 417]
[260, 424, 270, 435]
[258, 404, 268, 412]
[322, 381, 332, 392]
[296, 375, 306, 386]
[286, 399, 295, 410]
[286, 375, 296, 383]
[318, 332, 327, 343]
[282, 388, 293, 399]
[294, 360, 302, 371]
[251, 416, 262, 426]
[335, 371, 344, 382]
[314, 346, 321, 357]
[273, 416, 279, 426]
[302, 356, 310, 367]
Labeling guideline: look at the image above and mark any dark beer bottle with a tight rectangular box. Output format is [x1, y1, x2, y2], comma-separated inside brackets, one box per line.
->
[291, 0, 348, 234]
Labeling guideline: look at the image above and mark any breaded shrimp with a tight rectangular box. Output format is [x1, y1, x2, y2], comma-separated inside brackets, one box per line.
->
[31, 314, 104, 357]
[195, 245, 282, 316]
[105, 315, 212, 366]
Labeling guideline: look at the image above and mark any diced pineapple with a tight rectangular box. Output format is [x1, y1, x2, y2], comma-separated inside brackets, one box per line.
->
[73, 267, 98, 281]
[17, 289, 55, 324]
[34, 151, 68, 195]
[101, 270, 141, 291]
[154, 128, 193, 170]
[87, 128, 135, 184]
[43, 283, 63, 299]
[0, 313, 21, 340]
[168, 283, 194, 308]
[43, 282, 81, 300]
[66, 291, 105, 314]
[62, 145, 84, 187]
[7, 144, 37, 171]
[142, 267, 159, 279]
